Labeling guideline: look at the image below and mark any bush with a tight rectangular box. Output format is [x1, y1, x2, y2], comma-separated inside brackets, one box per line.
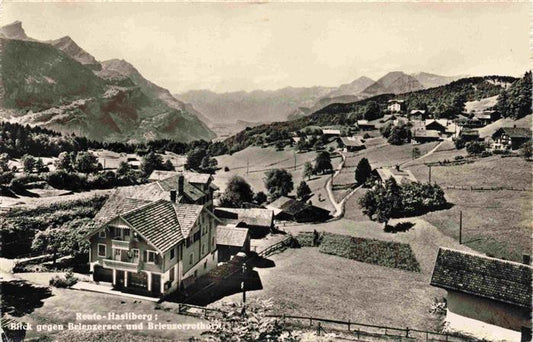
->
[49, 271, 78, 288]
[454, 155, 464, 160]
[224, 166, 230, 172]
[363, 133, 371, 139]
[480, 151, 492, 158]
[466, 141, 486, 155]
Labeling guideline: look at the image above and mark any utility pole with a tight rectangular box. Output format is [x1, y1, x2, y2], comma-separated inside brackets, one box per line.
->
[294, 151, 296, 170]
[427, 164, 432, 184]
[459, 210, 463, 244]
[241, 262, 247, 315]
[246, 159, 249, 175]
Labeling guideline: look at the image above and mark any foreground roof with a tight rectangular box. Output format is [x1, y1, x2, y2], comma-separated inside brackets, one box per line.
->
[121, 200, 184, 253]
[340, 136, 365, 147]
[375, 167, 417, 184]
[267, 196, 329, 216]
[430, 248, 532, 309]
[217, 226, 249, 247]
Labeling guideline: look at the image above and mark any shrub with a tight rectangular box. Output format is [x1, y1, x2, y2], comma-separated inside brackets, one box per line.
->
[224, 166, 230, 172]
[49, 271, 78, 288]
[318, 233, 420, 272]
[480, 151, 492, 158]
[466, 141, 486, 155]
[454, 155, 464, 161]
[363, 133, 371, 139]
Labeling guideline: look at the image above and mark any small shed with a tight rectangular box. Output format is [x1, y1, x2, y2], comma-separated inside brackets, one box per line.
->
[356, 120, 376, 131]
[216, 225, 250, 262]
[266, 196, 330, 223]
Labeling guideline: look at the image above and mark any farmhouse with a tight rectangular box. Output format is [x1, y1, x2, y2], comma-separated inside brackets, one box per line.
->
[411, 129, 441, 143]
[457, 128, 480, 142]
[338, 136, 365, 152]
[409, 109, 428, 120]
[374, 166, 417, 184]
[431, 248, 532, 341]
[266, 196, 330, 223]
[216, 225, 250, 262]
[85, 173, 219, 297]
[214, 207, 274, 238]
[387, 99, 405, 113]
[473, 110, 499, 125]
[322, 129, 342, 137]
[491, 127, 532, 150]
[356, 120, 376, 131]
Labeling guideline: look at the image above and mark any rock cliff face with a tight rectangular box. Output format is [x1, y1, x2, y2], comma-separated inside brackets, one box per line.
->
[0, 21, 215, 143]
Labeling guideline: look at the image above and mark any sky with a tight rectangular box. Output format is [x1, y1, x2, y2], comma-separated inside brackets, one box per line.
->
[1, 2, 530, 93]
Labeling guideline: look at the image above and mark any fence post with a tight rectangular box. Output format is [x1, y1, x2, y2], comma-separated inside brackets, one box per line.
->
[406, 327, 409, 338]
[445, 333, 449, 341]
[357, 329, 360, 339]
[426, 331, 428, 342]
[347, 319, 350, 331]
[309, 318, 312, 326]
[317, 322, 321, 336]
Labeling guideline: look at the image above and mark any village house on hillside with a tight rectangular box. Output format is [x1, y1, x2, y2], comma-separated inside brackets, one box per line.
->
[491, 126, 532, 150]
[85, 173, 219, 297]
[431, 248, 532, 342]
[266, 196, 330, 223]
[338, 136, 366, 152]
[373, 166, 417, 184]
[387, 99, 405, 113]
[356, 120, 376, 131]
[409, 109, 428, 120]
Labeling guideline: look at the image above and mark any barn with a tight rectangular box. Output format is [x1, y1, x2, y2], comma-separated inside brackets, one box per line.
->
[431, 248, 532, 341]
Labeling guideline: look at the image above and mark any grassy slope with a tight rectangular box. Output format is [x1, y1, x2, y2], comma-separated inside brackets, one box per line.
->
[478, 114, 532, 138]
[214, 145, 341, 212]
[409, 155, 532, 261]
[217, 218, 474, 331]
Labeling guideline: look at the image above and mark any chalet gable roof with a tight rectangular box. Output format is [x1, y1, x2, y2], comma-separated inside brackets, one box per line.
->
[431, 248, 532, 309]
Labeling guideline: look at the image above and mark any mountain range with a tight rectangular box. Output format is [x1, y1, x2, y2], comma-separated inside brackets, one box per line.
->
[0, 21, 215, 143]
[176, 71, 464, 124]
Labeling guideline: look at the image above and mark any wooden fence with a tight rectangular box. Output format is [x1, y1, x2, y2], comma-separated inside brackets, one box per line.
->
[444, 185, 528, 192]
[265, 314, 475, 342]
[257, 235, 294, 258]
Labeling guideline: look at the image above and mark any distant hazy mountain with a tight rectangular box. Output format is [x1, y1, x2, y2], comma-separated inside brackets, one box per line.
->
[360, 71, 425, 96]
[411, 72, 463, 89]
[175, 86, 334, 124]
[0, 21, 215, 143]
[325, 76, 375, 98]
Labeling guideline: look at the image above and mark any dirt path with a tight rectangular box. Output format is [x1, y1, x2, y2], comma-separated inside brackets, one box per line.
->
[400, 140, 446, 167]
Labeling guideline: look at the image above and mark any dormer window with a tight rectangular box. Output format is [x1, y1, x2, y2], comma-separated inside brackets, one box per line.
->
[99, 230, 106, 238]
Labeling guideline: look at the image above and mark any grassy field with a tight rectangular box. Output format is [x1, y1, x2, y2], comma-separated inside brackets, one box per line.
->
[409, 155, 531, 262]
[478, 114, 531, 138]
[216, 218, 473, 331]
[214, 146, 341, 212]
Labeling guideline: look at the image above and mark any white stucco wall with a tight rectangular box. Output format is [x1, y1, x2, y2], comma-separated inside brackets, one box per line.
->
[445, 291, 530, 342]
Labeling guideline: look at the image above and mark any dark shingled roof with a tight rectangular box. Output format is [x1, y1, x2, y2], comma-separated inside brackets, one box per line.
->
[493, 127, 532, 139]
[93, 191, 152, 226]
[121, 200, 184, 253]
[157, 175, 205, 202]
[431, 248, 532, 309]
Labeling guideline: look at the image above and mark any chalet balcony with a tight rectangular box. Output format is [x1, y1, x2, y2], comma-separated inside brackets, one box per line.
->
[111, 238, 131, 250]
[103, 259, 142, 273]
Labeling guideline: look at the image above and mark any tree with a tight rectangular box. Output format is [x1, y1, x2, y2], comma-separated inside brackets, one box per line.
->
[303, 161, 314, 180]
[412, 147, 421, 160]
[254, 191, 267, 205]
[521, 142, 532, 160]
[32, 227, 66, 266]
[200, 156, 218, 173]
[466, 141, 485, 155]
[388, 126, 411, 145]
[35, 158, 46, 173]
[187, 148, 207, 171]
[21, 154, 36, 174]
[296, 181, 312, 200]
[140, 151, 164, 176]
[116, 161, 132, 177]
[264, 169, 293, 200]
[74, 152, 99, 174]
[219, 176, 254, 208]
[163, 160, 175, 171]
[55, 152, 74, 172]
[314, 152, 333, 174]
[363, 101, 381, 121]
[359, 177, 401, 229]
[0, 153, 9, 172]
[354, 157, 372, 186]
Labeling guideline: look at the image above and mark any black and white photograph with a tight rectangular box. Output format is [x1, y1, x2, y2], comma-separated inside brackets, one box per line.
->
[0, 1, 531, 341]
